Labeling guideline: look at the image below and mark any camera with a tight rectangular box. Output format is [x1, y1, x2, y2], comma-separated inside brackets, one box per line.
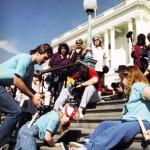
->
[111, 82, 120, 90]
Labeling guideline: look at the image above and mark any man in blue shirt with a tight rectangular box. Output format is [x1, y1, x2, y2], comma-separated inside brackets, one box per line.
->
[0, 43, 53, 147]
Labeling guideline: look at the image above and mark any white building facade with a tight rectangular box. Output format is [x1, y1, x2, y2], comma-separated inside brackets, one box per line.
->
[50, 0, 150, 86]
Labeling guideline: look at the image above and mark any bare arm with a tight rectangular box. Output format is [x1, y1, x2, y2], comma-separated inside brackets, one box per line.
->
[69, 49, 75, 59]
[44, 131, 61, 147]
[144, 64, 150, 76]
[76, 77, 98, 88]
[142, 86, 150, 100]
[103, 52, 107, 65]
[13, 75, 34, 98]
[144, 70, 149, 76]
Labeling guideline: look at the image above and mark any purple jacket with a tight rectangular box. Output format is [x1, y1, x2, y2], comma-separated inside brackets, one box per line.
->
[49, 53, 71, 67]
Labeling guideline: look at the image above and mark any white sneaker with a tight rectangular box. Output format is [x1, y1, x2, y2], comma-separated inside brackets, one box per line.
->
[0, 144, 9, 150]
[69, 142, 83, 150]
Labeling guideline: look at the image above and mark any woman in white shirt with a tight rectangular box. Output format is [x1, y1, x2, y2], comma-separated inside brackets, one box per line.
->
[92, 35, 107, 89]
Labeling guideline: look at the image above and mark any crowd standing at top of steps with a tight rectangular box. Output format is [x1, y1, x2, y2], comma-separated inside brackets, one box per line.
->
[1, 33, 150, 150]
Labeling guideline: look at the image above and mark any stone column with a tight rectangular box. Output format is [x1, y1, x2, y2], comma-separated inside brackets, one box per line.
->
[110, 27, 115, 69]
[128, 18, 133, 64]
[104, 29, 109, 50]
[104, 29, 110, 67]
[110, 27, 115, 51]
[135, 15, 144, 36]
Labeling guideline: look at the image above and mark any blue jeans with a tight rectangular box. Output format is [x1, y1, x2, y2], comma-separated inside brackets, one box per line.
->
[85, 120, 150, 150]
[15, 123, 39, 150]
[0, 85, 22, 145]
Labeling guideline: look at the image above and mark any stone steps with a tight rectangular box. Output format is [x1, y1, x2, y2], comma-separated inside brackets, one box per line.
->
[1, 98, 147, 150]
[38, 98, 148, 150]
[70, 117, 120, 129]
[86, 106, 123, 113]
[39, 142, 150, 150]
[70, 100, 124, 129]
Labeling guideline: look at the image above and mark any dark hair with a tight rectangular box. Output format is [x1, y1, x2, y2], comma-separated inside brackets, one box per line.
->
[78, 65, 89, 81]
[30, 44, 53, 58]
[137, 34, 146, 46]
[58, 43, 70, 55]
[103, 65, 109, 73]
[115, 65, 128, 73]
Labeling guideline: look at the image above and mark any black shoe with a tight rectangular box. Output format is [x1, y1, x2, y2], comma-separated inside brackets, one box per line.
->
[78, 141, 87, 145]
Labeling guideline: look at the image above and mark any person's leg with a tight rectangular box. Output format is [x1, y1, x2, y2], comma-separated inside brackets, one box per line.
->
[87, 121, 143, 150]
[53, 88, 71, 111]
[101, 72, 105, 88]
[97, 71, 104, 88]
[79, 85, 100, 109]
[88, 120, 121, 141]
[15, 123, 38, 150]
[70, 121, 121, 150]
[78, 85, 100, 118]
[0, 86, 22, 145]
[122, 121, 150, 142]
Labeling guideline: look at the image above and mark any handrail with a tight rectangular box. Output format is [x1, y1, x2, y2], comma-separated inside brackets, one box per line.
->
[36, 62, 81, 75]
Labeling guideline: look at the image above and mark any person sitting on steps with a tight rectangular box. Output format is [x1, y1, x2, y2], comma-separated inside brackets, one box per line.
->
[54, 64, 101, 119]
[69, 66, 150, 150]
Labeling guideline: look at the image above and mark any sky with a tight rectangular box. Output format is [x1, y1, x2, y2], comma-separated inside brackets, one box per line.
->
[0, 0, 123, 57]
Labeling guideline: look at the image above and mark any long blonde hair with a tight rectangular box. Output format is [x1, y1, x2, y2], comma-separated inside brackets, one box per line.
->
[122, 66, 149, 95]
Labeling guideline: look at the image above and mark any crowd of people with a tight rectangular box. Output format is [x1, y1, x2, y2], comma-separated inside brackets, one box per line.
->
[70, 66, 150, 150]
[1, 32, 150, 150]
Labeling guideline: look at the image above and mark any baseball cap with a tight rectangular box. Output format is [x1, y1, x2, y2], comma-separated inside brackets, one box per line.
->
[62, 104, 78, 121]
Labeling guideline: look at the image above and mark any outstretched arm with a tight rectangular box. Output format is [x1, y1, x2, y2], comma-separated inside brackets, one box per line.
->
[13, 75, 43, 108]
[76, 77, 98, 88]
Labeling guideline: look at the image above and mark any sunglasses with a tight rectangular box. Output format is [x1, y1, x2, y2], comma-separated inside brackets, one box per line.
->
[76, 42, 83, 45]
[93, 38, 99, 41]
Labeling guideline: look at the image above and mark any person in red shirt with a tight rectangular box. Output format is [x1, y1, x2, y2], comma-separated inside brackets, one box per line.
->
[53, 65, 101, 119]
